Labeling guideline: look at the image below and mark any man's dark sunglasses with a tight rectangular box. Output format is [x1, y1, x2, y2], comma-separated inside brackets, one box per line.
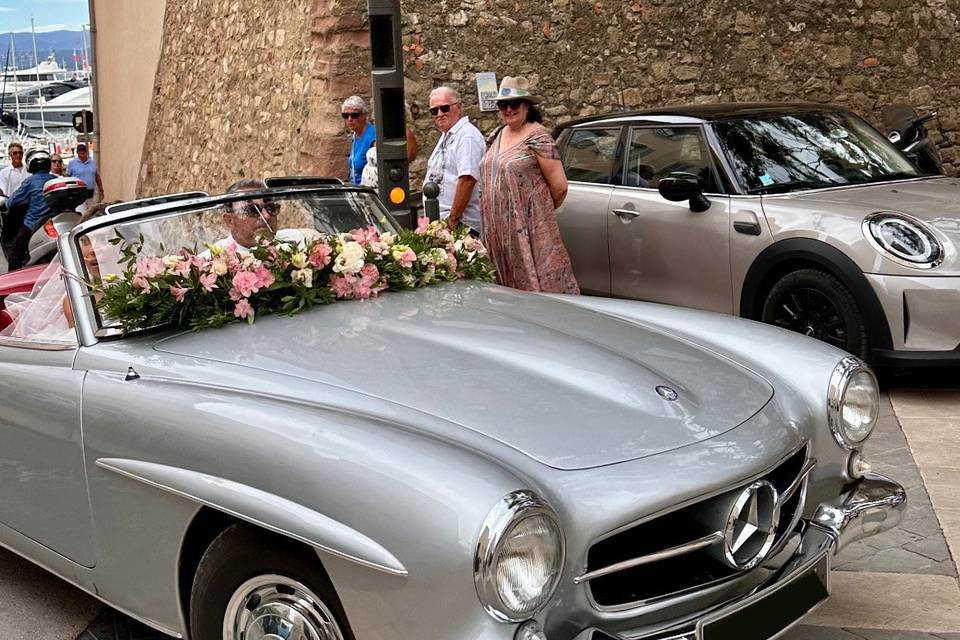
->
[429, 103, 458, 117]
[497, 99, 527, 111]
[341, 112, 363, 120]
[235, 201, 280, 218]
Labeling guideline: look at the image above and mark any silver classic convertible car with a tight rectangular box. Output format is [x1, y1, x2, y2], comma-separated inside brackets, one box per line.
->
[0, 180, 904, 640]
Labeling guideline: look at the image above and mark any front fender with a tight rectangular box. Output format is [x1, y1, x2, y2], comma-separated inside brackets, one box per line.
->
[96, 457, 407, 576]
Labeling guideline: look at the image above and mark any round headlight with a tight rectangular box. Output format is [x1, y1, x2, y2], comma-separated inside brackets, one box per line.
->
[475, 491, 564, 622]
[827, 357, 879, 449]
[864, 213, 943, 268]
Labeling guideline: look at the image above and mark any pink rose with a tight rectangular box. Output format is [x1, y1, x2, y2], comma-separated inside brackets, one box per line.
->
[199, 272, 219, 292]
[359, 263, 379, 286]
[350, 229, 367, 246]
[399, 248, 416, 269]
[232, 271, 261, 298]
[416, 216, 430, 234]
[170, 285, 189, 303]
[309, 242, 332, 268]
[254, 265, 275, 289]
[233, 298, 253, 319]
[330, 274, 355, 299]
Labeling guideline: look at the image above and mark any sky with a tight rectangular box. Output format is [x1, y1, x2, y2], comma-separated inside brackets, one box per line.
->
[0, 0, 89, 33]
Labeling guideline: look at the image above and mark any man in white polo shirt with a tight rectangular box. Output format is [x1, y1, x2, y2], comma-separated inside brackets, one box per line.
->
[425, 86, 484, 235]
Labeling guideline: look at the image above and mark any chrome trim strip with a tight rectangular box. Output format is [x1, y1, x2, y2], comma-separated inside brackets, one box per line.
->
[574, 531, 724, 585]
[0, 336, 77, 351]
[781, 457, 817, 503]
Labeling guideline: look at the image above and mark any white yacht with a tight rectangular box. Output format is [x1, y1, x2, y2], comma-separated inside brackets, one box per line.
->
[15, 85, 91, 128]
[0, 55, 73, 96]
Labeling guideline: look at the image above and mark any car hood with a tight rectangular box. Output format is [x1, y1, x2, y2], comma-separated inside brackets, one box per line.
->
[786, 177, 960, 237]
[153, 284, 774, 470]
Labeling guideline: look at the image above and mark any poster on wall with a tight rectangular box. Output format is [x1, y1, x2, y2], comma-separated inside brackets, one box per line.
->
[476, 72, 498, 112]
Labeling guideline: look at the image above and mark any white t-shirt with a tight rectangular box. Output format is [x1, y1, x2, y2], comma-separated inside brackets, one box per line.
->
[425, 116, 485, 232]
[0, 164, 28, 207]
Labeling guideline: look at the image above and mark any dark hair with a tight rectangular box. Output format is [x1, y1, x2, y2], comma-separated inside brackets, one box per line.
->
[525, 104, 544, 124]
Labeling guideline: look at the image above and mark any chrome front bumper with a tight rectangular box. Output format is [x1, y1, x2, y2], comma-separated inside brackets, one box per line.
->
[570, 473, 906, 640]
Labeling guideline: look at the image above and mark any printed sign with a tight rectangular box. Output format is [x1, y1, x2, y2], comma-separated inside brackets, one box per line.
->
[476, 72, 498, 112]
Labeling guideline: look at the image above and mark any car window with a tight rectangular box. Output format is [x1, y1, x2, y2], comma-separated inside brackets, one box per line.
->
[714, 112, 921, 194]
[625, 127, 716, 190]
[562, 128, 620, 184]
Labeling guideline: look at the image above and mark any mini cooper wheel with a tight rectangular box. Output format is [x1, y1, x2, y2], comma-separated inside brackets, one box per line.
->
[189, 523, 352, 640]
[761, 268, 869, 359]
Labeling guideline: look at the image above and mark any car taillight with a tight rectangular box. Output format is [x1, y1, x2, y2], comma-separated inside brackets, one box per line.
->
[43, 219, 58, 239]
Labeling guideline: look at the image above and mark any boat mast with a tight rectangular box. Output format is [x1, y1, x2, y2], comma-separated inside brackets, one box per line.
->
[10, 32, 21, 129]
[30, 17, 48, 134]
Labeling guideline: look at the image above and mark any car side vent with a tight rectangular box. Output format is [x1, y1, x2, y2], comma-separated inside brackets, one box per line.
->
[581, 445, 813, 608]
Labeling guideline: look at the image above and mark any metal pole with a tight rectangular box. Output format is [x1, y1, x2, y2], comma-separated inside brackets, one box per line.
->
[10, 33, 21, 126]
[86, 2, 101, 159]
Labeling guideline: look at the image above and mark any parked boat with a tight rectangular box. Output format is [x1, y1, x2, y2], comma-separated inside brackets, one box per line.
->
[15, 85, 91, 129]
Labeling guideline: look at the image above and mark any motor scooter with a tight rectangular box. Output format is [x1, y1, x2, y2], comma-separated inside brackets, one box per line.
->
[881, 104, 944, 175]
[25, 176, 87, 266]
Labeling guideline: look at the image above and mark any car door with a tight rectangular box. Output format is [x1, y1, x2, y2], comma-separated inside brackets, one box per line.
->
[556, 126, 622, 295]
[607, 125, 734, 314]
[0, 336, 96, 567]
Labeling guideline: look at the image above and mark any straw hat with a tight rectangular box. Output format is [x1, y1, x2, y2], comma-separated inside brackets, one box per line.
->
[493, 76, 542, 104]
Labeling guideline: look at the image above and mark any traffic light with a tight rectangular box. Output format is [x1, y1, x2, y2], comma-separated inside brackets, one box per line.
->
[368, 0, 411, 227]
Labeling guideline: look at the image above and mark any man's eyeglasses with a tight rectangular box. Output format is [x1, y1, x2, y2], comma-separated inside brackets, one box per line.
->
[234, 201, 279, 218]
[429, 103, 459, 117]
[497, 99, 526, 111]
[341, 112, 363, 120]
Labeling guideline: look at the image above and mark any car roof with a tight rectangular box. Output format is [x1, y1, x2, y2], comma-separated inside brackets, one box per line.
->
[555, 102, 848, 132]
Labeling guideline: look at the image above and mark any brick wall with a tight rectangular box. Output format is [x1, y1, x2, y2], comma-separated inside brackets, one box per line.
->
[138, 0, 960, 196]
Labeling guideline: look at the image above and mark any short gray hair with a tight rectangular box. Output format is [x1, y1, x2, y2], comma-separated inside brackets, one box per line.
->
[430, 86, 460, 104]
[341, 95, 368, 114]
[226, 178, 266, 193]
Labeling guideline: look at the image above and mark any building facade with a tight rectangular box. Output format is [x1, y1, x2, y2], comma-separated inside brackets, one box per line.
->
[92, 0, 960, 199]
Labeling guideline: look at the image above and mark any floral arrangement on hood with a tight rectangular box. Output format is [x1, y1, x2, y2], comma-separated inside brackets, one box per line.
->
[96, 218, 496, 333]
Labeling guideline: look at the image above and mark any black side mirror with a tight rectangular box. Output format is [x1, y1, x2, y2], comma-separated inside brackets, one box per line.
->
[658, 172, 711, 213]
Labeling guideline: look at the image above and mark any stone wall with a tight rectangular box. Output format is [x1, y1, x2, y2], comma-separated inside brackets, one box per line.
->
[137, 0, 960, 196]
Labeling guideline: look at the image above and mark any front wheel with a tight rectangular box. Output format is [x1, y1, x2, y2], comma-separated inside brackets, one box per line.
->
[189, 523, 352, 640]
[760, 268, 869, 360]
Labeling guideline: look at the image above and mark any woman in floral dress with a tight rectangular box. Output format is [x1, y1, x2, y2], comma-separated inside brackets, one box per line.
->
[479, 77, 580, 294]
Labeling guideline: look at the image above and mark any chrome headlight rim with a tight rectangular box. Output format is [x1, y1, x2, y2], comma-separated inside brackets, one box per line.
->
[827, 356, 879, 450]
[474, 490, 565, 623]
[862, 211, 944, 269]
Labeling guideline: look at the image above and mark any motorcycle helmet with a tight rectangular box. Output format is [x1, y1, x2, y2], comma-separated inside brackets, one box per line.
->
[42, 176, 89, 212]
[25, 148, 52, 174]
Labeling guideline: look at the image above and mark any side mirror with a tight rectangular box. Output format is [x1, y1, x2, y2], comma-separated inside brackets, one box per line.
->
[658, 172, 711, 213]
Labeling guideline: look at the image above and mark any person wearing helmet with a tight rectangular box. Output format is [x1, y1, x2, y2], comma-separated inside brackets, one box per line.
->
[5, 149, 60, 271]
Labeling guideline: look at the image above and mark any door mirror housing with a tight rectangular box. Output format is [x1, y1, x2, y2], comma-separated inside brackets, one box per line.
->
[658, 172, 711, 213]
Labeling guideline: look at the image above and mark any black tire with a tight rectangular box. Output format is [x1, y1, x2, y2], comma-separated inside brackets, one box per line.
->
[189, 523, 353, 640]
[761, 268, 869, 360]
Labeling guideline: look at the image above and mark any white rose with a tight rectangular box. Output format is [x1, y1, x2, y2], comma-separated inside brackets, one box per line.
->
[291, 268, 314, 288]
[333, 241, 366, 274]
[381, 232, 396, 246]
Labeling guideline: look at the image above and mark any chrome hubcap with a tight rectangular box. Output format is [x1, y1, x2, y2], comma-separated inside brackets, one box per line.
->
[223, 574, 344, 640]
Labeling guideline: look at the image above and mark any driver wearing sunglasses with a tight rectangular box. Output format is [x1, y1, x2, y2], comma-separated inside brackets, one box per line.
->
[342, 95, 376, 186]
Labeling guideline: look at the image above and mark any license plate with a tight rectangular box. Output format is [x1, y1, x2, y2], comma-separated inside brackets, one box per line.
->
[697, 552, 830, 640]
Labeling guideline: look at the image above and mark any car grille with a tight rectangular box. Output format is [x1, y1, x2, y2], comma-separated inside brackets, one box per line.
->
[581, 445, 813, 609]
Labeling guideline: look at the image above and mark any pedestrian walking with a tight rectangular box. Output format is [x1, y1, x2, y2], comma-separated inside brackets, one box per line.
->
[342, 96, 376, 185]
[424, 86, 484, 234]
[66, 143, 104, 200]
[0, 142, 28, 211]
[50, 153, 67, 177]
[479, 77, 578, 294]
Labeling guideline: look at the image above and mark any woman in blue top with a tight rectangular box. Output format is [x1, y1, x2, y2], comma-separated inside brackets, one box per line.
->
[342, 96, 376, 185]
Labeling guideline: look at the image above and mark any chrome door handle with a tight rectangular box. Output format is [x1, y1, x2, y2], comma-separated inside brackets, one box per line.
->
[612, 209, 640, 219]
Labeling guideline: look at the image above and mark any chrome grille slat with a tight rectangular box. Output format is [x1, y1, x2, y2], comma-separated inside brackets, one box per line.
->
[574, 531, 723, 584]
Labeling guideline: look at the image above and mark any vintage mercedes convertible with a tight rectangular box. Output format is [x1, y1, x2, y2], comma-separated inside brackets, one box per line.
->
[0, 178, 904, 640]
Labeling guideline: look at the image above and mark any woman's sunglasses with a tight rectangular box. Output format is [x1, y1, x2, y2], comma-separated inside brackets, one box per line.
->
[497, 99, 527, 111]
[341, 112, 362, 120]
[429, 103, 459, 116]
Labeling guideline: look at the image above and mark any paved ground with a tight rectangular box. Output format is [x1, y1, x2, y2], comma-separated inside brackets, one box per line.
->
[0, 383, 957, 639]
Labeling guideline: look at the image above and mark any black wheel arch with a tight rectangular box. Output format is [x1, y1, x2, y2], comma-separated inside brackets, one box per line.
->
[740, 238, 893, 351]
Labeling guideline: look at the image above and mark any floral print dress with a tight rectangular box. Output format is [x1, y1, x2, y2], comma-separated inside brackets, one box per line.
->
[479, 125, 580, 294]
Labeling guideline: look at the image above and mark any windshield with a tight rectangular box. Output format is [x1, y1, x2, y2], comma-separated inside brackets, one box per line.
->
[714, 111, 921, 194]
[77, 190, 398, 332]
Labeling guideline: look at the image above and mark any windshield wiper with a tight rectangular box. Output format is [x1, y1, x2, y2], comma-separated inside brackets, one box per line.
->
[748, 180, 830, 195]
